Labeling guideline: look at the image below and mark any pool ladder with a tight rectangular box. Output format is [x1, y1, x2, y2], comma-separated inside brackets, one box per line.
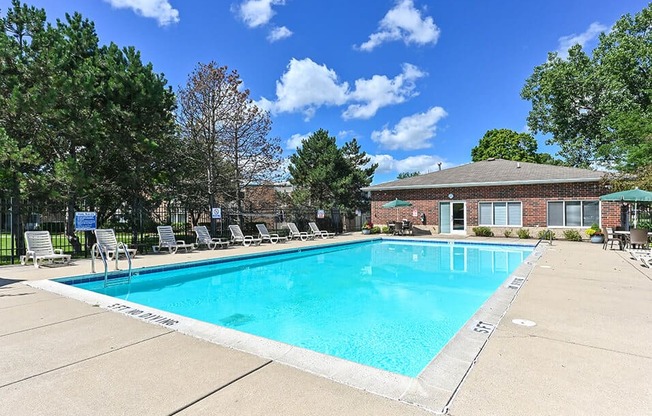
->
[91, 242, 133, 287]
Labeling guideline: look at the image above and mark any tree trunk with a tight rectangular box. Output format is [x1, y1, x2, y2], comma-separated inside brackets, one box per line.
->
[66, 195, 82, 254]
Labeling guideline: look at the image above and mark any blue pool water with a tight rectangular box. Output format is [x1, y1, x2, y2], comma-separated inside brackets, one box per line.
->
[69, 240, 533, 377]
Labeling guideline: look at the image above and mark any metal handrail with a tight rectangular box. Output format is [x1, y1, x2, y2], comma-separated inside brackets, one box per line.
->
[116, 242, 133, 283]
[90, 243, 108, 283]
[91, 242, 133, 287]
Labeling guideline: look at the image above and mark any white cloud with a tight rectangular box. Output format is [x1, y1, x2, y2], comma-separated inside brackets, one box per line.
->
[103, 0, 179, 26]
[343, 63, 426, 120]
[261, 59, 426, 120]
[265, 58, 350, 120]
[285, 132, 310, 150]
[267, 26, 293, 42]
[369, 154, 448, 175]
[371, 107, 447, 151]
[337, 130, 356, 139]
[357, 0, 440, 52]
[236, 0, 285, 28]
[556, 22, 608, 59]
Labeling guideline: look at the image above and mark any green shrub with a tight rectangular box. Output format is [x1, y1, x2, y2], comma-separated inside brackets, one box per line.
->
[503, 229, 513, 238]
[562, 229, 582, 241]
[381, 226, 391, 234]
[472, 226, 494, 237]
[537, 229, 555, 240]
[585, 223, 603, 237]
[371, 226, 381, 234]
[517, 228, 531, 239]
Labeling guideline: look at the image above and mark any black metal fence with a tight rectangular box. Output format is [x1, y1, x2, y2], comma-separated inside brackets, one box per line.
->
[0, 198, 363, 264]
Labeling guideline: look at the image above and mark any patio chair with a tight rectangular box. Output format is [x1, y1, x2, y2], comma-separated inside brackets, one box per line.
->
[256, 223, 288, 244]
[286, 222, 313, 241]
[402, 220, 413, 235]
[93, 228, 137, 260]
[602, 227, 622, 250]
[21, 231, 71, 268]
[153, 226, 196, 254]
[193, 225, 229, 250]
[228, 225, 262, 247]
[308, 222, 335, 239]
[629, 228, 649, 250]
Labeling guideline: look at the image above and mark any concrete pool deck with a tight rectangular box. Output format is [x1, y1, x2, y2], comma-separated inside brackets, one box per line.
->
[1, 235, 650, 415]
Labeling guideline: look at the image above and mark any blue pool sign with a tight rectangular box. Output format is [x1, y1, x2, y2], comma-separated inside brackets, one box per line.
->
[74, 211, 97, 231]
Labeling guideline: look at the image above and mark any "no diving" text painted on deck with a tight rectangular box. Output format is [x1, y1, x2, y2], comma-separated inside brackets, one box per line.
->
[108, 303, 179, 327]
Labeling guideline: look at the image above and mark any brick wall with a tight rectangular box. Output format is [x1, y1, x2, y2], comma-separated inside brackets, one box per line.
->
[371, 181, 615, 234]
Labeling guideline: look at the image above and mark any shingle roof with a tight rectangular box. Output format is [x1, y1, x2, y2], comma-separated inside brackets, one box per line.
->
[363, 159, 605, 191]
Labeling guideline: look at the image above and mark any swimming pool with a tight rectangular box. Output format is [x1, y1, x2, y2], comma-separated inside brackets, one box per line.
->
[61, 239, 534, 377]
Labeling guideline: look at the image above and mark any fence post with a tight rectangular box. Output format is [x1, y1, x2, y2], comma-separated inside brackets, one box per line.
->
[10, 197, 14, 264]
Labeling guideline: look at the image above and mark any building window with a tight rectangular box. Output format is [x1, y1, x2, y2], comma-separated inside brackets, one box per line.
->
[479, 202, 522, 226]
[547, 201, 599, 227]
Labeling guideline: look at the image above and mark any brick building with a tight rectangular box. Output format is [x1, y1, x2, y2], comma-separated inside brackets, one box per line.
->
[363, 158, 622, 236]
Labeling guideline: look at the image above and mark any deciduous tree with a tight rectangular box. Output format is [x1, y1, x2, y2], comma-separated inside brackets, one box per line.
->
[176, 62, 238, 225]
[471, 128, 560, 164]
[521, 4, 652, 170]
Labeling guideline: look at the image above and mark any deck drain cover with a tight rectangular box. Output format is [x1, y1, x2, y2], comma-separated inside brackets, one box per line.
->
[512, 319, 536, 327]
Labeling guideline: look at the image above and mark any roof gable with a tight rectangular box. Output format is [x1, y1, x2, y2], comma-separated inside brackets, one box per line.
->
[364, 159, 605, 191]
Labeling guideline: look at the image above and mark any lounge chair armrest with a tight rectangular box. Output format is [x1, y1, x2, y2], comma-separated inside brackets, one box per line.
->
[53, 249, 64, 255]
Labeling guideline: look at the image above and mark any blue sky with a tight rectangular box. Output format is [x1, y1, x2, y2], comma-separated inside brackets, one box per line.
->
[2, 0, 649, 184]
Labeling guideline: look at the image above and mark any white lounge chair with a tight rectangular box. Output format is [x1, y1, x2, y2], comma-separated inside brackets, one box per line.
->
[641, 255, 652, 268]
[21, 231, 71, 268]
[229, 225, 262, 247]
[194, 225, 229, 250]
[286, 222, 313, 241]
[308, 222, 335, 239]
[628, 247, 651, 266]
[93, 229, 137, 260]
[256, 223, 288, 244]
[153, 226, 196, 254]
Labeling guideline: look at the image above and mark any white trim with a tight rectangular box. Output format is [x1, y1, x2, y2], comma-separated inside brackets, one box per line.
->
[362, 177, 602, 192]
[439, 201, 466, 234]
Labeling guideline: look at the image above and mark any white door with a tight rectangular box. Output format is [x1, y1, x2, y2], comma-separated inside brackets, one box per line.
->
[439, 202, 466, 234]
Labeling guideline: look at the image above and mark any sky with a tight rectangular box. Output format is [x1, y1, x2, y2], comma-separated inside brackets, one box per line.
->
[1, 0, 650, 184]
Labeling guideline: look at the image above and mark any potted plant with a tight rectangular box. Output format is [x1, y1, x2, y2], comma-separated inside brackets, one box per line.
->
[585, 223, 604, 243]
[362, 221, 373, 235]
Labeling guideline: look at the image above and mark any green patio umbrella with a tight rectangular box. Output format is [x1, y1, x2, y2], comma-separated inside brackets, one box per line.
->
[599, 187, 652, 228]
[382, 198, 412, 220]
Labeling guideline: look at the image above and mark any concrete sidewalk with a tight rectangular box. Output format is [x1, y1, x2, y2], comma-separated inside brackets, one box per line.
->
[1, 237, 650, 415]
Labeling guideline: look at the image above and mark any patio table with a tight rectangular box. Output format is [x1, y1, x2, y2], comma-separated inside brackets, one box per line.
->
[614, 230, 652, 249]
